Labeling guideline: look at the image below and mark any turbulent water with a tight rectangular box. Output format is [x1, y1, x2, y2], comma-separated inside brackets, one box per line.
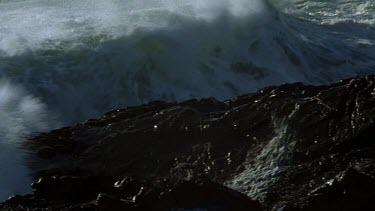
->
[0, 0, 374, 201]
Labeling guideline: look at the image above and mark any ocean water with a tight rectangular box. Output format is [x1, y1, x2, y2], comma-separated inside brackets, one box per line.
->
[0, 0, 374, 201]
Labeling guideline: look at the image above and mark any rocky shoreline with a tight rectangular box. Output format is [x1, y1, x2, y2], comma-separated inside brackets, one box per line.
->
[2, 76, 375, 210]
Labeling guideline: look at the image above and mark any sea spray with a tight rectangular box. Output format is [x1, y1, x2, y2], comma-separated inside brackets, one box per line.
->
[0, 81, 58, 201]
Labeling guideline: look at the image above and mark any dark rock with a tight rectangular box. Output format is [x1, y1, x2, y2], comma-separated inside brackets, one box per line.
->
[31, 175, 115, 202]
[96, 193, 137, 211]
[2, 75, 375, 210]
[114, 177, 144, 197]
[5, 195, 30, 206]
[303, 168, 375, 211]
[161, 180, 263, 211]
[36, 146, 56, 159]
[132, 187, 162, 210]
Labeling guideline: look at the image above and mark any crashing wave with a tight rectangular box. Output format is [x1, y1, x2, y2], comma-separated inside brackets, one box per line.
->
[0, 0, 374, 122]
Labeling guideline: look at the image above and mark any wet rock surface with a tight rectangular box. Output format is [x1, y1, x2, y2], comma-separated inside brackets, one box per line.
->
[2, 75, 375, 210]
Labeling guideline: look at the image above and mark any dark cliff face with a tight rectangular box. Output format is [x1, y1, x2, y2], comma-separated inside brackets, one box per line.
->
[2, 76, 375, 210]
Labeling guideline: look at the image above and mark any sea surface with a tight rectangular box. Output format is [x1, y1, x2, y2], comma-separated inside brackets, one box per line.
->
[0, 0, 375, 201]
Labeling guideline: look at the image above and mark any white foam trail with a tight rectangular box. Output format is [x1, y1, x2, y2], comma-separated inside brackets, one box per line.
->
[226, 121, 293, 199]
[278, 0, 375, 25]
[0, 81, 58, 201]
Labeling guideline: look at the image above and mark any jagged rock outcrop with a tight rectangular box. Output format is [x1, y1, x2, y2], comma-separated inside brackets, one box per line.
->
[2, 75, 375, 210]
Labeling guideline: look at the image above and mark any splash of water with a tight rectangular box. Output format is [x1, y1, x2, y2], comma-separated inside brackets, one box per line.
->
[0, 81, 58, 200]
[0, 0, 373, 124]
[0, 0, 287, 122]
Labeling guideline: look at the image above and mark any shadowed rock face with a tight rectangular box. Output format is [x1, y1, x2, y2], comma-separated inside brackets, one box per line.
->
[2, 75, 375, 210]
